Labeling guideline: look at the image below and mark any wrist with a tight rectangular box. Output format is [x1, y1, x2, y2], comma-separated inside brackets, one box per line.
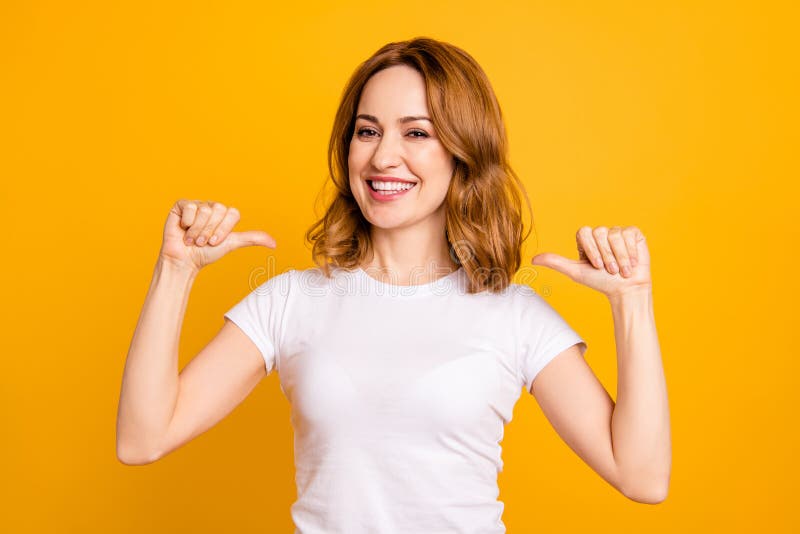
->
[607, 284, 653, 306]
[156, 255, 200, 280]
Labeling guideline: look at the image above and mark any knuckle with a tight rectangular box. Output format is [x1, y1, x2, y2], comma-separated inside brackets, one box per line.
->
[592, 226, 608, 236]
[227, 206, 240, 217]
[198, 205, 212, 215]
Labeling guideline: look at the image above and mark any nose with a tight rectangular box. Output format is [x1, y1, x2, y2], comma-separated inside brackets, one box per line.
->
[369, 130, 403, 171]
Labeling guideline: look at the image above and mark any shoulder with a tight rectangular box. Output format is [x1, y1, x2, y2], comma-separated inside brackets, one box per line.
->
[479, 280, 541, 307]
[493, 281, 564, 322]
[444, 280, 543, 322]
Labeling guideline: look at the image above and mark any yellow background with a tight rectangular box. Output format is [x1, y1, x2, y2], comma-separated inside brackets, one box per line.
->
[2, 1, 796, 532]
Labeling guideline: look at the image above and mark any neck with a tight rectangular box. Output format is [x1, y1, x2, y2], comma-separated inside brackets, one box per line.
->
[362, 210, 459, 286]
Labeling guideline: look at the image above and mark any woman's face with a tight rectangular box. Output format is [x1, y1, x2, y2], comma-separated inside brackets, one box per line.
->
[348, 65, 455, 231]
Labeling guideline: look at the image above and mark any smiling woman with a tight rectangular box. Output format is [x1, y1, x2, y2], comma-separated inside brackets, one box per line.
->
[305, 38, 533, 292]
[117, 34, 669, 534]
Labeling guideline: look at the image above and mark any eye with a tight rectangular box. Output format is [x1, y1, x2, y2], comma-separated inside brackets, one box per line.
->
[356, 127, 378, 137]
[355, 127, 430, 139]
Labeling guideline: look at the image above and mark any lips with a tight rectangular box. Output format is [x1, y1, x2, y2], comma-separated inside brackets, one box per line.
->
[368, 175, 417, 184]
[366, 180, 417, 202]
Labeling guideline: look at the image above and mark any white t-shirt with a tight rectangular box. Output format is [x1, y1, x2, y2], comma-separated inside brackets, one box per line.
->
[223, 266, 587, 534]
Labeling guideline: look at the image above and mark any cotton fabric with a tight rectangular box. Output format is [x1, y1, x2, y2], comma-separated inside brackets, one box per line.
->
[224, 266, 587, 534]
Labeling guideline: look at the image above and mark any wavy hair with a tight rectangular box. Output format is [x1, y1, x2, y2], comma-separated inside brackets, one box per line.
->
[304, 36, 534, 293]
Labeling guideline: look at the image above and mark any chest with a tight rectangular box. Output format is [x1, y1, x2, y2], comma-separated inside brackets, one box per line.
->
[276, 295, 522, 437]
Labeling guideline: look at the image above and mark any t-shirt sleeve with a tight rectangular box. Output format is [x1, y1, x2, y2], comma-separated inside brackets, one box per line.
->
[517, 288, 588, 392]
[223, 270, 294, 375]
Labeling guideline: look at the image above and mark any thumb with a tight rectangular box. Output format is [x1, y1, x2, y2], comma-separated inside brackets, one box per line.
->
[226, 230, 278, 250]
[531, 252, 580, 279]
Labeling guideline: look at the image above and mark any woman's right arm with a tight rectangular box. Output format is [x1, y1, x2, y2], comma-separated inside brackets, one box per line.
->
[115, 257, 201, 464]
[115, 199, 277, 465]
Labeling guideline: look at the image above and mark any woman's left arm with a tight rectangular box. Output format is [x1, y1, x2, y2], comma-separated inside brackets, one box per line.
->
[607, 285, 670, 502]
[529, 225, 671, 503]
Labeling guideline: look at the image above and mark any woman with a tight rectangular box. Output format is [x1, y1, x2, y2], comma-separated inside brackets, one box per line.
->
[116, 37, 670, 533]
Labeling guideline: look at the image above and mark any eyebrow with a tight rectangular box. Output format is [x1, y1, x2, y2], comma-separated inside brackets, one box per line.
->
[355, 113, 432, 124]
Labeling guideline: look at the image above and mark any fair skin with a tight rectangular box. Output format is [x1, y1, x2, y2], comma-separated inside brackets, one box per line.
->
[117, 65, 670, 506]
[351, 67, 671, 501]
[115, 200, 277, 464]
[530, 229, 671, 504]
[348, 65, 459, 285]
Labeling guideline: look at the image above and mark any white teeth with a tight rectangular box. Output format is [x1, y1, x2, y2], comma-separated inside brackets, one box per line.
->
[371, 180, 414, 191]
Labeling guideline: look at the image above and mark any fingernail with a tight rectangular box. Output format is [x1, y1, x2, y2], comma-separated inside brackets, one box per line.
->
[631, 257, 638, 267]
[197, 236, 206, 245]
[209, 235, 218, 245]
[622, 265, 631, 277]
[185, 237, 193, 245]
[609, 261, 618, 273]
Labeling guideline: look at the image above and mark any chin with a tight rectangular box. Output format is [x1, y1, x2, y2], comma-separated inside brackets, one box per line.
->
[363, 215, 413, 230]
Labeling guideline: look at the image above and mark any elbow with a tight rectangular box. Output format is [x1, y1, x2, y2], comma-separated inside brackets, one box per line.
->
[116, 440, 162, 466]
[623, 484, 669, 504]
[616, 458, 671, 504]
[620, 477, 670, 504]
[117, 449, 161, 466]
[117, 453, 158, 466]
[116, 421, 165, 465]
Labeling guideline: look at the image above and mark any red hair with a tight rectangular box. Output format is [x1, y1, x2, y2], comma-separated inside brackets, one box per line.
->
[305, 36, 534, 293]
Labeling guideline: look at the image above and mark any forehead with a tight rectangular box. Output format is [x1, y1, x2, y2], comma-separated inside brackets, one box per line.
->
[356, 65, 429, 116]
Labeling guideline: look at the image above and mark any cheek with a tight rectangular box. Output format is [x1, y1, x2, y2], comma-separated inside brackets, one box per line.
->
[348, 146, 363, 188]
[348, 143, 369, 176]
[413, 148, 454, 187]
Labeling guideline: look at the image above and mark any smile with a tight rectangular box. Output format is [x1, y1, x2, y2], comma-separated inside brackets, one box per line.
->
[367, 180, 417, 201]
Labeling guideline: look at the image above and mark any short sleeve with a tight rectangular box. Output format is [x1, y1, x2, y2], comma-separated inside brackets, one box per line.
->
[516, 288, 588, 392]
[223, 270, 294, 375]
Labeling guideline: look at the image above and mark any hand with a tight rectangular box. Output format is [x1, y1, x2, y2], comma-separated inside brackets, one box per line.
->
[531, 225, 652, 298]
[159, 199, 277, 274]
